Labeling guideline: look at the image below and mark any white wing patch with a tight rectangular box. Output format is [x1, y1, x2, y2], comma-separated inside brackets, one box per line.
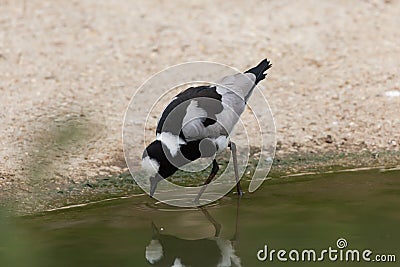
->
[156, 132, 186, 157]
[142, 156, 160, 175]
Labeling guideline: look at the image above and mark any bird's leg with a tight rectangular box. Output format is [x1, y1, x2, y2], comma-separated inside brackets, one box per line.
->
[200, 206, 221, 237]
[231, 196, 241, 243]
[228, 141, 243, 196]
[194, 159, 219, 203]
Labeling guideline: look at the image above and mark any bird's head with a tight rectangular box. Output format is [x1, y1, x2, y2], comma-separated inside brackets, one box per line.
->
[142, 138, 219, 197]
[142, 140, 164, 197]
[142, 141, 162, 172]
[142, 140, 179, 197]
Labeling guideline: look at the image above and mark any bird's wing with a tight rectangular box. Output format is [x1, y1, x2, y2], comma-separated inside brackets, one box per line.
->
[156, 71, 261, 142]
[156, 85, 224, 141]
[155, 59, 271, 145]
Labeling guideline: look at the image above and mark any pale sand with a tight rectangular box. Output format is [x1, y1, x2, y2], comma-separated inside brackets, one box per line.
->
[1, 0, 399, 207]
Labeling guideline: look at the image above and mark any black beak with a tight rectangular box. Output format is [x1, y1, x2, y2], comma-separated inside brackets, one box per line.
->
[150, 174, 162, 197]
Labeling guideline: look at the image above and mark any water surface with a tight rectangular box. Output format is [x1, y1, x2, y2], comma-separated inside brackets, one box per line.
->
[1, 169, 399, 266]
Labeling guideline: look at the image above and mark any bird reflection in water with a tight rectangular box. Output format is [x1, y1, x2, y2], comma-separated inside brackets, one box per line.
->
[145, 199, 242, 267]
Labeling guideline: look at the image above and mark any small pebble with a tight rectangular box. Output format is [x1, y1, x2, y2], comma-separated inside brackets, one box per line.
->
[385, 90, 400, 97]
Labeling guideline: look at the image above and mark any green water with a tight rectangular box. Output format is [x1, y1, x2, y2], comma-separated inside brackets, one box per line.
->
[1, 169, 399, 266]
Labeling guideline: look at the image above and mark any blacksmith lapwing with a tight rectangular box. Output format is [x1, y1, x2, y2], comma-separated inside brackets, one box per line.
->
[145, 200, 242, 266]
[142, 59, 272, 200]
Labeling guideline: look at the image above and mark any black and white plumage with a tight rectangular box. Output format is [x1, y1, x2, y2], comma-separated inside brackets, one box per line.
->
[142, 59, 272, 198]
[145, 204, 242, 266]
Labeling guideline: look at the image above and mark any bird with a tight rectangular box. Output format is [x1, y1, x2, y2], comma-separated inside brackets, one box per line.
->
[142, 58, 272, 200]
[145, 201, 242, 266]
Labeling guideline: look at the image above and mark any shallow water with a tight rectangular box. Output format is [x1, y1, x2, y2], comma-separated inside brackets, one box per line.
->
[1, 169, 399, 266]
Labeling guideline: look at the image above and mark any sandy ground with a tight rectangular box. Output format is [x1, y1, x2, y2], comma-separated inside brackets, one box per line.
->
[1, 0, 400, 209]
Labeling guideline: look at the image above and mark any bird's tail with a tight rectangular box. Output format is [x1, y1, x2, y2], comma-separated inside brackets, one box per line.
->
[244, 58, 272, 85]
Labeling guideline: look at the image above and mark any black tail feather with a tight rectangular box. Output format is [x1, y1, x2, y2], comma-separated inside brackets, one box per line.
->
[244, 58, 272, 85]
